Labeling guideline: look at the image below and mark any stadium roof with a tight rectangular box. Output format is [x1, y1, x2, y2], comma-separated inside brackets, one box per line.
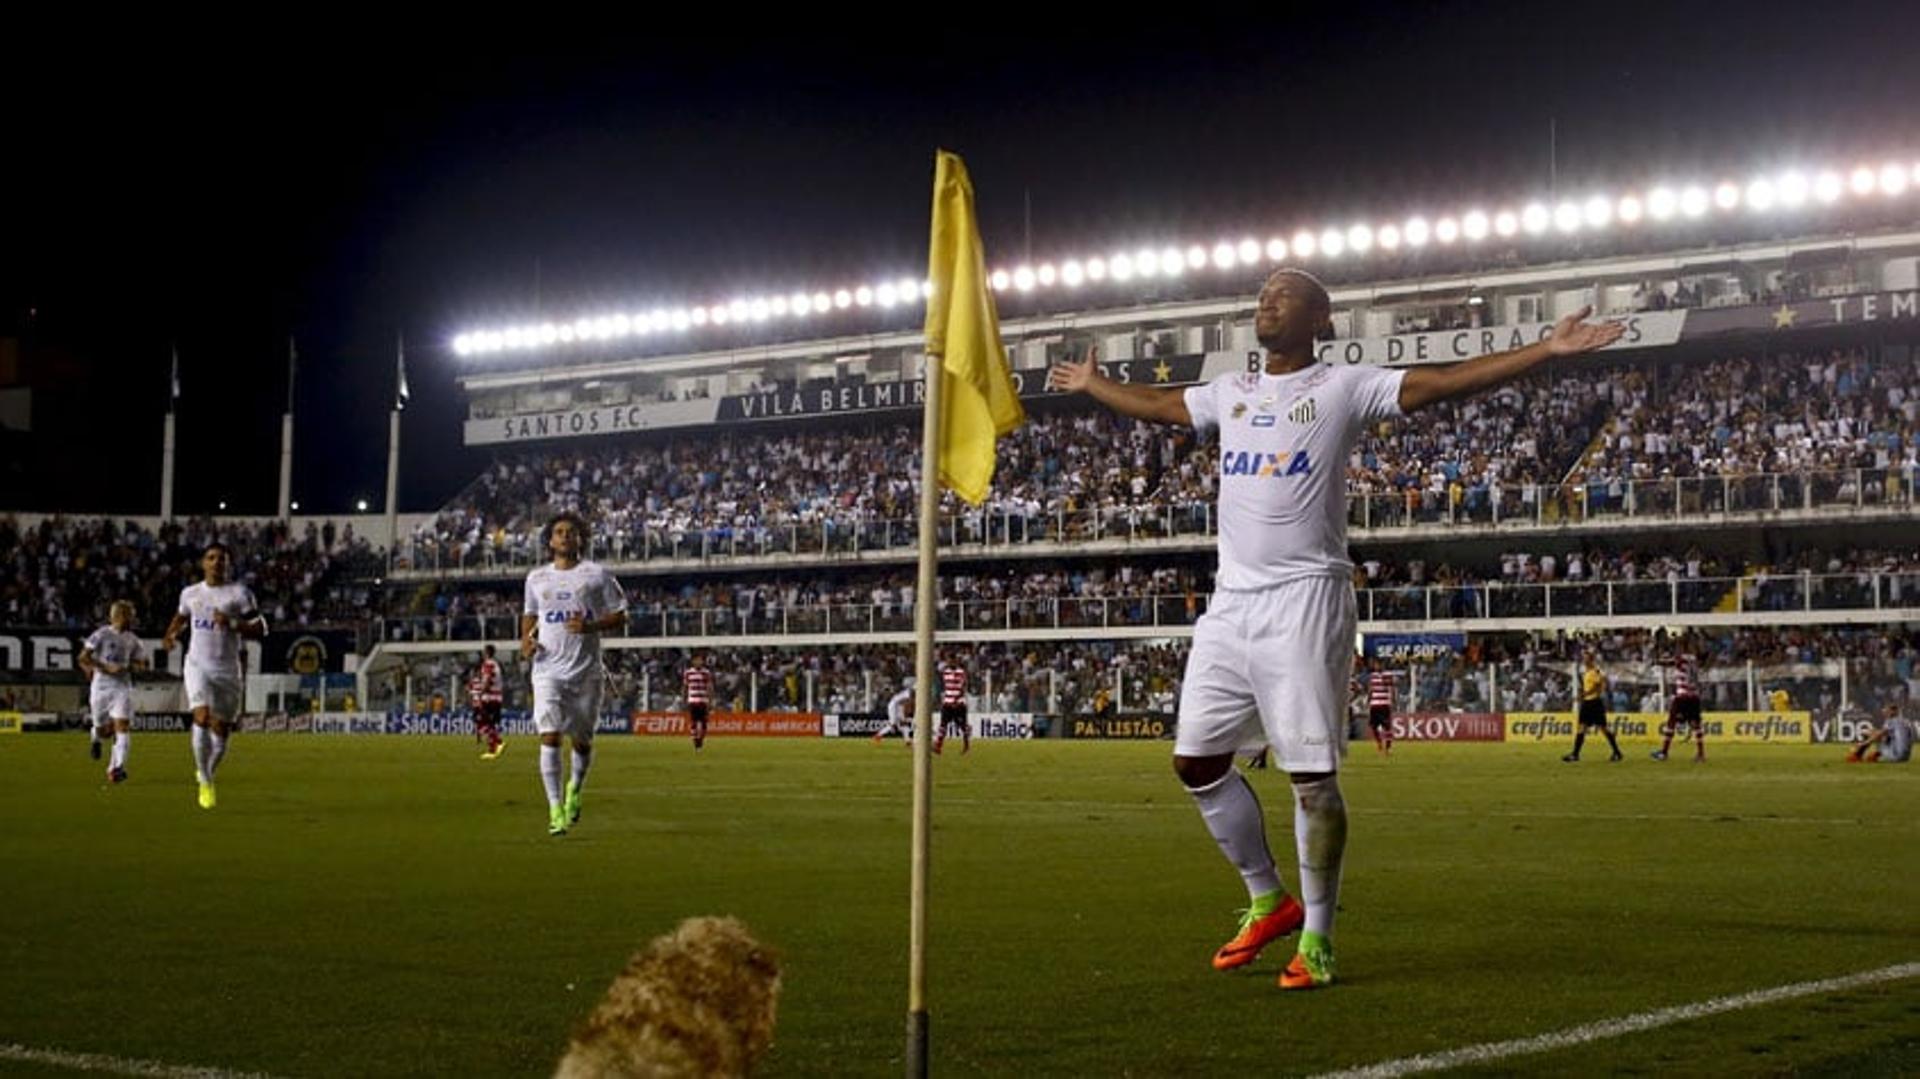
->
[452, 158, 1920, 365]
[458, 223, 1920, 392]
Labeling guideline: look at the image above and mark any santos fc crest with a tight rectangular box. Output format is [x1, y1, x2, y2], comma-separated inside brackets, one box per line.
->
[1286, 398, 1317, 425]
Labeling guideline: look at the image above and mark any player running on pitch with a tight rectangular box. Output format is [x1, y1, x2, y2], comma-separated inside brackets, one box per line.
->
[521, 513, 627, 836]
[79, 600, 147, 783]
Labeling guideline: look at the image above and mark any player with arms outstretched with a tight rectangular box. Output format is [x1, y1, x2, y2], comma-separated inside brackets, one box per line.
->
[1051, 267, 1623, 989]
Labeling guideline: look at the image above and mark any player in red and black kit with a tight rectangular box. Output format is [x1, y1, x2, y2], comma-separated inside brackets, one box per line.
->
[683, 651, 714, 751]
[935, 654, 970, 755]
[1653, 645, 1706, 762]
[1365, 660, 1395, 755]
[470, 643, 506, 759]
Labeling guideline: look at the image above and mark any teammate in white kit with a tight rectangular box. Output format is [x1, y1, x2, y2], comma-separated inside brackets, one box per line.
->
[160, 543, 266, 810]
[874, 679, 915, 745]
[1050, 268, 1623, 990]
[520, 512, 628, 837]
[79, 600, 147, 783]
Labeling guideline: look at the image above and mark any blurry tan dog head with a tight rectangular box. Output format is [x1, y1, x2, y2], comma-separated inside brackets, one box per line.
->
[556, 916, 780, 1079]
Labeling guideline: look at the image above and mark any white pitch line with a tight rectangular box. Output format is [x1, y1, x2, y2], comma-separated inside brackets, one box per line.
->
[1311, 962, 1920, 1079]
[1358, 806, 1867, 826]
[0, 1043, 282, 1079]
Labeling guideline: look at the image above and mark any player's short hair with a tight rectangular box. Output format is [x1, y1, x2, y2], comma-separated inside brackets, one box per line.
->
[203, 541, 231, 558]
[483, 643, 496, 657]
[109, 599, 135, 620]
[547, 511, 589, 541]
[1267, 267, 1331, 311]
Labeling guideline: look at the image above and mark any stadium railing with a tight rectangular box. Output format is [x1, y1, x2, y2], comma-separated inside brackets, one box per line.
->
[392, 466, 1918, 577]
[374, 570, 1920, 641]
[1347, 466, 1919, 528]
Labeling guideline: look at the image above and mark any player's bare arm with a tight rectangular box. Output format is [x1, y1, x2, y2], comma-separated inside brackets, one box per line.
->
[79, 647, 102, 678]
[161, 612, 189, 651]
[519, 613, 542, 659]
[1047, 348, 1192, 425]
[1396, 306, 1626, 414]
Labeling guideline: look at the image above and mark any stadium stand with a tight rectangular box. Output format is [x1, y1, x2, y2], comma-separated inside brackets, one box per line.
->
[8, 212, 1919, 742]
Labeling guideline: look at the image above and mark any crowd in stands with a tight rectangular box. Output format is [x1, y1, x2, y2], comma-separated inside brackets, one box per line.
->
[1573, 350, 1920, 507]
[406, 346, 1920, 568]
[1347, 367, 1615, 522]
[401, 409, 1225, 569]
[0, 516, 382, 630]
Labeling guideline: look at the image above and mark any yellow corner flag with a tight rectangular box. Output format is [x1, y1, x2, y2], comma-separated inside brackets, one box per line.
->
[925, 150, 1025, 505]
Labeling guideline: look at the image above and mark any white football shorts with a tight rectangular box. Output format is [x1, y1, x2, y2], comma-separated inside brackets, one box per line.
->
[1174, 575, 1356, 773]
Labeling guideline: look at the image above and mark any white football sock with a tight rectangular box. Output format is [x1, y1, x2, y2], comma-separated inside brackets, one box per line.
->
[190, 725, 211, 784]
[1292, 775, 1348, 939]
[1188, 768, 1284, 900]
[207, 731, 229, 779]
[540, 744, 564, 807]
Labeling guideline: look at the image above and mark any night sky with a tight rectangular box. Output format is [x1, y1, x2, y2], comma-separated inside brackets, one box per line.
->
[7, 3, 1918, 517]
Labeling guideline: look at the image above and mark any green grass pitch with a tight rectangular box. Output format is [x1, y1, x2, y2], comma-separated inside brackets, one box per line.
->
[2, 735, 1915, 1077]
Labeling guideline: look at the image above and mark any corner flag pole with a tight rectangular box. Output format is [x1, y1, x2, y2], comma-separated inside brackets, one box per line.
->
[905, 344, 943, 1078]
[908, 149, 1023, 1076]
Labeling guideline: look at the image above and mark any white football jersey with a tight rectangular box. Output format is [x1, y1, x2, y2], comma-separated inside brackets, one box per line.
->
[524, 562, 627, 683]
[178, 582, 260, 678]
[84, 626, 143, 690]
[1185, 363, 1405, 589]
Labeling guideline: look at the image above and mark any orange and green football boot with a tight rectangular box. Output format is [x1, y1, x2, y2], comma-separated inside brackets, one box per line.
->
[1212, 893, 1304, 971]
[1278, 931, 1336, 990]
